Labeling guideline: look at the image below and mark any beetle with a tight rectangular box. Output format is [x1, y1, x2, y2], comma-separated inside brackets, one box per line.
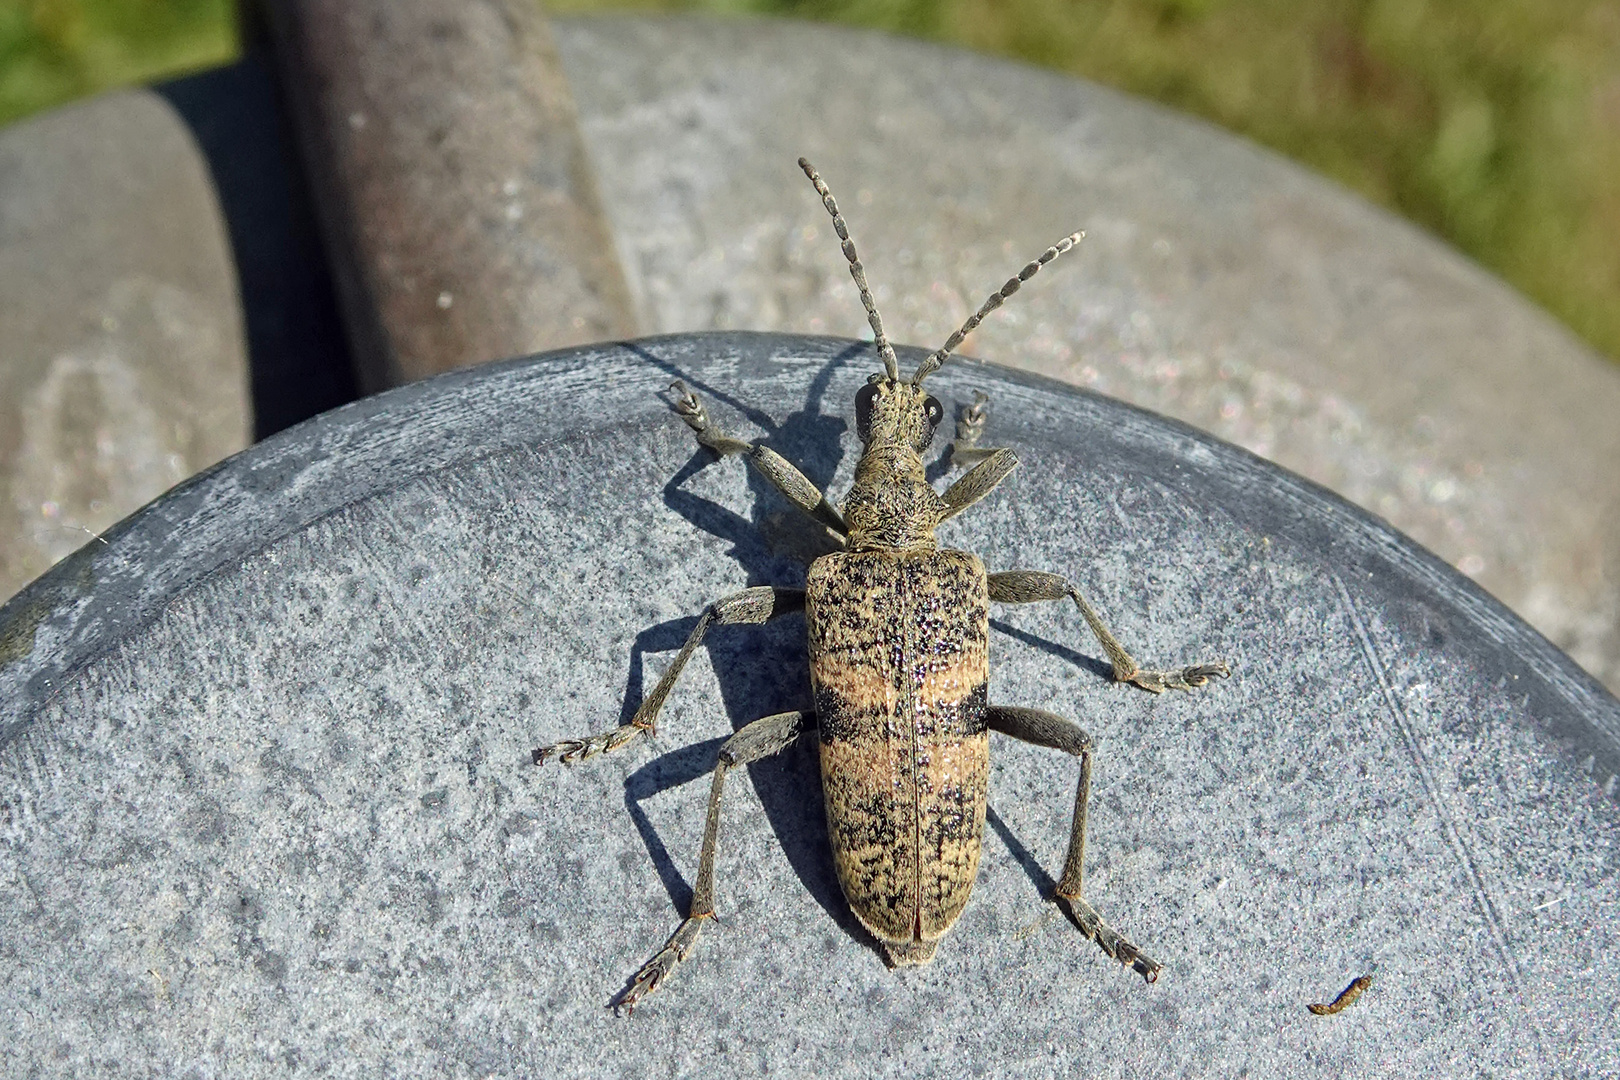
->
[533, 158, 1229, 1011]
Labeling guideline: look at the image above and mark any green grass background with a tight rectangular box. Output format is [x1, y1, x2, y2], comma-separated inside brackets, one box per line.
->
[3, 0, 1616, 364]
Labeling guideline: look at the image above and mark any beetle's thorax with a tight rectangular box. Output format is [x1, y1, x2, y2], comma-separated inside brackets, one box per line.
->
[842, 377, 947, 553]
[843, 446, 944, 552]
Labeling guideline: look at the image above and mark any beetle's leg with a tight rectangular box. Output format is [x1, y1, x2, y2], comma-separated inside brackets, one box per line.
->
[615, 709, 817, 1013]
[949, 391, 998, 469]
[667, 380, 847, 538]
[935, 392, 1022, 522]
[532, 587, 805, 765]
[987, 705, 1160, 982]
[987, 570, 1230, 693]
[938, 448, 1020, 522]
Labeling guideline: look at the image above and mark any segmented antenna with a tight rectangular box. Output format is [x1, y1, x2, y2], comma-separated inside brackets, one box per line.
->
[911, 231, 1084, 385]
[799, 158, 901, 382]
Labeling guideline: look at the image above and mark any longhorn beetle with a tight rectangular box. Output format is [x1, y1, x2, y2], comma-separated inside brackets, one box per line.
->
[533, 158, 1230, 1012]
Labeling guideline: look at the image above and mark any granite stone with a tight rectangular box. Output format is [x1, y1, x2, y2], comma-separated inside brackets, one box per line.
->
[1, 335, 1615, 1076]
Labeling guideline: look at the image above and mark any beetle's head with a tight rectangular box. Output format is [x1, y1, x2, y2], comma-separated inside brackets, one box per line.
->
[797, 156, 1082, 449]
[855, 374, 944, 452]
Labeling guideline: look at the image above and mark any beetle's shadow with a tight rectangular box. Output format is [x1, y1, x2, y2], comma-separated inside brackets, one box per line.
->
[619, 725, 883, 961]
[989, 618, 1113, 682]
[602, 341, 886, 960]
[648, 343, 855, 573]
[984, 803, 1058, 899]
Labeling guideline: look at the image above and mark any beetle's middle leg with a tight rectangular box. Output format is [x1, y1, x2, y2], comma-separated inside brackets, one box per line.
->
[987, 704, 1161, 982]
[668, 380, 847, 538]
[988, 570, 1230, 693]
[616, 708, 817, 1013]
[532, 586, 804, 765]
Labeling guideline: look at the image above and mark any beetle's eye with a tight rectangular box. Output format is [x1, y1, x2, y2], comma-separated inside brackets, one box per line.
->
[924, 395, 944, 427]
[855, 383, 880, 440]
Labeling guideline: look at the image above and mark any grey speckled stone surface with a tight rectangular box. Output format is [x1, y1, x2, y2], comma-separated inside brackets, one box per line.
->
[2, 335, 1617, 1077]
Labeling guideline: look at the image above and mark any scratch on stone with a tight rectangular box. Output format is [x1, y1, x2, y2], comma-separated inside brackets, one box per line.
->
[1330, 573, 1543, 1060]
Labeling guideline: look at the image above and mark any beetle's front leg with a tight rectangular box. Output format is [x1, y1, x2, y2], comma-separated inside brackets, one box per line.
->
[532, 587, 804, 765]
[987, 570, 1230, 693]
[988, 705, 1160, 982]
[615, 709, 816, 1013]
[667, 381, 846, 538]
[949, 390, 997, 469]
[938, 392, 1020, 522]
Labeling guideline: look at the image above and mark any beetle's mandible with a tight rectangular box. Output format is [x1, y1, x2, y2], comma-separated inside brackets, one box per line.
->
[533, 158, 1230, 1013]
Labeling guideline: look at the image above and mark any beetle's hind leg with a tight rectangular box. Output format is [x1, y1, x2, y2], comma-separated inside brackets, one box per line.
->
[988, 570, 1230, 693]
[988, 705, 1161, 982]
[615, 709, 816, 1013]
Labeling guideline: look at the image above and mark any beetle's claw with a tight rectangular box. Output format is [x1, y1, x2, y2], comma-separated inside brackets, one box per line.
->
[614, 950, 676, 1016]
[667, 380, 708, 429]
[531, 740, 578, 766]
[1171, 660, 1231, 689]
[611, 914, 710, 1016]
[1056, 892, 1162, 982]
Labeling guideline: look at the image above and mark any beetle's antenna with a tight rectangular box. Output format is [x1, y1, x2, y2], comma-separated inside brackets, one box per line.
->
[911, 231, 1084, 385]
[799, 158, 900, 382]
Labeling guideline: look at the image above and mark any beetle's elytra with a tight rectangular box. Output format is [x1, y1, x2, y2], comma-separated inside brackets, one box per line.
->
[810, 548, 991, 964]
[534, 158, 1230, 1012]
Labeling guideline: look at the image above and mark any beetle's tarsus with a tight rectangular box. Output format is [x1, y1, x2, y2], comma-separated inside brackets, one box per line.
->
[949, 391, 998, 470]
[1056, 893, 1162, 982]
[1121, 660, 1231, 693]
[667, 380, 778, 460]
[531, 722, 648, 766]
[613, 914, 711, 1015]
[667, 380, 726, 449]
[668, 380, 706, 427]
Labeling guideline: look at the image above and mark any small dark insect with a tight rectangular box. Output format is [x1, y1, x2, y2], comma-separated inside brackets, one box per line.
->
[1308, 975, 1372, 1015]
[533, 157, 1230, 1012]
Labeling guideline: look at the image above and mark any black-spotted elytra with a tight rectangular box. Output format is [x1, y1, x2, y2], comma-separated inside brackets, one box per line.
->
[533, 158, 1230, 1012]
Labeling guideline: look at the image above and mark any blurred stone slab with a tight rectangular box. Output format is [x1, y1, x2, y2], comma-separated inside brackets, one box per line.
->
[552, 14, 1620, 692]
[0, 90, 252, 607]
[263, 0, 636, 390]
[1, 335, 1616, 1076]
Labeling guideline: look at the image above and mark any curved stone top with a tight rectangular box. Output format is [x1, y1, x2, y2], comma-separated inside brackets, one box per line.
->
[2, 334, 1616, 1076]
